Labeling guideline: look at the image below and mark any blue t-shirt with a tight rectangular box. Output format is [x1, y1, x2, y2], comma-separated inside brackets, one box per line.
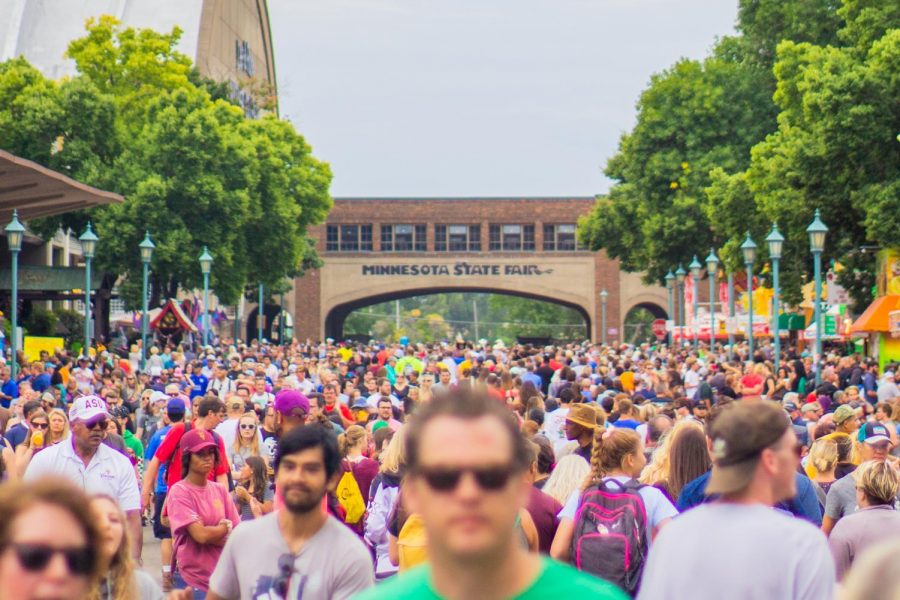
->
[677, 470, 822, 526]
[145, 424, 172, 493]
[0, 379, 18, 407]
[189, 374, 209, 399]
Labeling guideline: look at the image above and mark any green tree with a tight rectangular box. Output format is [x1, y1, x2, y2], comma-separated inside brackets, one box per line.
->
[579, 51, 777, 283]
[0, 17, 332, 309]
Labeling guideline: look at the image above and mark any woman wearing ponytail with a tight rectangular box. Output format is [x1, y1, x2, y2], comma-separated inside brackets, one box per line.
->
[550, 428, 678, 562]
[338, 425, 379, 534]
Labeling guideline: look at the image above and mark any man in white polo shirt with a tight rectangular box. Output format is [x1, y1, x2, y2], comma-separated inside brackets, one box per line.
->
[24, 394, 142, 559]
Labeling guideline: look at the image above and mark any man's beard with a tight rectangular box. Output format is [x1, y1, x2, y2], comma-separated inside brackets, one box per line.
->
[282, 484, 326, 515]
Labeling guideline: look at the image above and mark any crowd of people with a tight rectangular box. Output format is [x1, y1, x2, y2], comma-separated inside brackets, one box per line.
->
[1, 335, 900, 599]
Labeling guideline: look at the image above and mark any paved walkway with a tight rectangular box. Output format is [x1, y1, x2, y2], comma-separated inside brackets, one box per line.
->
[141, 523, 163, 585]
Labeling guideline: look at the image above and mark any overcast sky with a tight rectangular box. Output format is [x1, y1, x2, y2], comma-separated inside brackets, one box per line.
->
[269, 0, 738, 197]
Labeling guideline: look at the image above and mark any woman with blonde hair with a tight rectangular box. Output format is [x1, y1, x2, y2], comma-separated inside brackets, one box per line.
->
[228, 412, 265, 481]
[830, 461, 900, 580]
[88, 495, 162, 599]
[338, 425, 379, 534]
[366, 427, 406, 579]
[47, 408, 70, 445]
[13, 409, 50, 476]
[541, 454, 591, 506]
[808, 438, 839, 509]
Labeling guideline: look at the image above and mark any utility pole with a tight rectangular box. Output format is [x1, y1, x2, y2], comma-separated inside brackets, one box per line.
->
[473, 299, 479, 340]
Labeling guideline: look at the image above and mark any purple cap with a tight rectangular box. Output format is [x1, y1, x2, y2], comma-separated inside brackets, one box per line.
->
[274, 389, 310, 417]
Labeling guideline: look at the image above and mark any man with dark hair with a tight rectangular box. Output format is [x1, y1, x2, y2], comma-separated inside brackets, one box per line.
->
[141, 397, 228, 512]
[358, 389, 624, 599]
[640, 402, 834, 598]
[207, 426, 374, 599]
[4, 399, 42, 449]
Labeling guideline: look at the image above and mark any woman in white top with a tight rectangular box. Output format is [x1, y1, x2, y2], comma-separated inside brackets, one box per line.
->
[550, 428, 678, 561]
[228, 412, 266, 481]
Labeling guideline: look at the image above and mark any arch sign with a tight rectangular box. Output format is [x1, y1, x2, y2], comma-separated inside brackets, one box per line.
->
[291, 197, 669, 342]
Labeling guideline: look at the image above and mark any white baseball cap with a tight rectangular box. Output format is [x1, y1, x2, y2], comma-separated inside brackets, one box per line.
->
[68, 395, 110, 423]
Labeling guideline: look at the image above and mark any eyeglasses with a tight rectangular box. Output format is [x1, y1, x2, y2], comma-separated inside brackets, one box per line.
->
[30, 422, 49, 430]
[272, 553, 296, 597]
[240, 424, 256, 430]
[415, 465, 516, 492]
[6, 543, 94, 575]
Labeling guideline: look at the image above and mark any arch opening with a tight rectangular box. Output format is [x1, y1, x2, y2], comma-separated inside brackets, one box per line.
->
[622, 302, 668, 345]
[326, 288, 591, 343]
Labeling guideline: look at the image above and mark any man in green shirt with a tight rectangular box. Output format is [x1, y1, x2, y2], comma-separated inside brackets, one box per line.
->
[354, 389, 625, 600]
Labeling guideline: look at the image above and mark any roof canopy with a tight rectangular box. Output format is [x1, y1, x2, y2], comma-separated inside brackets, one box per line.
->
[0, 149, 123, 224]
[850, 295, 900, 334]
[150, 299, 199, 333]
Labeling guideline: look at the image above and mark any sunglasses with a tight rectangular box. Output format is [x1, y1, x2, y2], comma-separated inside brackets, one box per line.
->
[240, 424, 256, 430]
[273, 553, 300, 598]
[7, 543, 94, 575]
[85, 419, 109, 430]
[415, 465, 515, 492]
[30, 422, 49, 430]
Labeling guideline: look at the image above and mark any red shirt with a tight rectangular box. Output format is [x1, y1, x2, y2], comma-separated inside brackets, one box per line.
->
[153, 422, 230, 488]
[324, 402, 353, 422]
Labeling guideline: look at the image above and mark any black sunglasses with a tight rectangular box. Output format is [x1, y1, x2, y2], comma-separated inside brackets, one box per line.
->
[85, 419, 109, 430]
[273, 553, 304, 598]
[415, 465, 515, 492]
[7, 543, 94, 575]
[240, 424, 256, 430]
[30, 422, 49, 430]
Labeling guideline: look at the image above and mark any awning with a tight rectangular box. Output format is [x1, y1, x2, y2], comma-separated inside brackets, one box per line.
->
[0, 149, 123, 224]
[850, 295, 900, 334]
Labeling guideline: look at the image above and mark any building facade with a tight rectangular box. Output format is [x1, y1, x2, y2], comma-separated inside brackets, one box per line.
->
[0, 0, 276, 115]
[293, 197, 670, 344]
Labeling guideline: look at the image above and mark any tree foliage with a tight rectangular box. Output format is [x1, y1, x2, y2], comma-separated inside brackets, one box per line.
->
[580, 0, 899, 313]
[0, 17, 331, 307]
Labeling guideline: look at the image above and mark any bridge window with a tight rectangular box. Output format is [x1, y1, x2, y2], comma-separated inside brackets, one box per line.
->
[543, 223, 578, 251]
[489, 224, 535, 251]
[434, 224, 481, 252]
[326, 224, 373, 252]
[381, 224, 426, 252]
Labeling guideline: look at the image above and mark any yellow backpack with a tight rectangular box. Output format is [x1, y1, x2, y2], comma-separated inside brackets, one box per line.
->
[336, 466, 365, 525]
[397, 513, 429, 571]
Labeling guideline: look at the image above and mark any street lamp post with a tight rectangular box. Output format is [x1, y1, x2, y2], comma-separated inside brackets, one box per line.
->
[600, 289, 608, 345]
[741, 233, 757, 362]
[665, 270, 675, 348]
[766, 224, 785, 373]
[139, 232, 155, 372]
[728, 270, 735, 360]
[79, 223, 98, 359]
[689, 256, 702, 354]
[5, 211, 24, 379]
[257, 283, 264, 344]
[807, 210, 828, 385]
[675, 266, 686, 347]
[199, 247, 213, 348]
[706, 249, 719, 354]
[279, 292, 286, 345]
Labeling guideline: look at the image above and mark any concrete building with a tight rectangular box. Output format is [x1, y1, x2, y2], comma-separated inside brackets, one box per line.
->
[0, 0, 277, 116]
[290, 197, 670, 344]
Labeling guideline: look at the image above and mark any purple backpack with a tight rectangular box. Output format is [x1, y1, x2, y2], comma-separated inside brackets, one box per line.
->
[571, 478, 648, 594]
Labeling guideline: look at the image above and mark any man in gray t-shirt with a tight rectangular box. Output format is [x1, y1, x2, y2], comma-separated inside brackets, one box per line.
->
[207, 423, 374, 600]
[209, 512, 372, 599]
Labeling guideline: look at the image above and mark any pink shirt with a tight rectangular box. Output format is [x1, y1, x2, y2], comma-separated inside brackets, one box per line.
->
[166, 479, 240, 591]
